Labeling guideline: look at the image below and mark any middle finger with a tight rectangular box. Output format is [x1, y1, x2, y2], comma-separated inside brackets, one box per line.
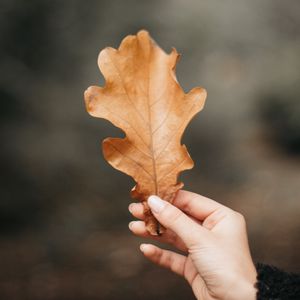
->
[128, 220, 188, 252]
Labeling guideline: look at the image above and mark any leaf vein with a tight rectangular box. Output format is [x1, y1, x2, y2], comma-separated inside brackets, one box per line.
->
[157, 155, 188, 182]
[106, 141, 155, 181]
[101, 104, 151, 157]
[106, 52, 148, 124]
[155, 101, 197, 160]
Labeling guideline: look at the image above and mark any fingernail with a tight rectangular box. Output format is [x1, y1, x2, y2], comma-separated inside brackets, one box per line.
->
[128, 221, 135, 230]
[140, 243, 149, 253]
[128, 203, 135, 213]
[148, 195, 165, 214]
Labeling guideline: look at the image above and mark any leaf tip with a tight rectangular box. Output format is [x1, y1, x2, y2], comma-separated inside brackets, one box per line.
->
[102, 137, 113, 159]
[200, 87, 208, 98]
[187, 87, 207, 111]
[97, 47, 115, 70]
[198, 87, 207, 110]
[137, 29, 150, 37]
[84, 86, 96, 113]
[169, 47, 181, 70]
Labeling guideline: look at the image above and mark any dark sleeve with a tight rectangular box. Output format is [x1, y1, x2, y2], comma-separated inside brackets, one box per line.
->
[255, 263, 300, 300]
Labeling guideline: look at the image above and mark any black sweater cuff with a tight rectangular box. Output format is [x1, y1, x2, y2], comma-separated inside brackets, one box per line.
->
[255, 263, 300, 300]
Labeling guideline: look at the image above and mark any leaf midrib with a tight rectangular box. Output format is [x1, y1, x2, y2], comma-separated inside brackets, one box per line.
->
[145, 43, 158, 194]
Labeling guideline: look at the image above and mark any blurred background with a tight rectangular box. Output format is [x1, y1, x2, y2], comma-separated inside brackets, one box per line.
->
[0, 0, 299, 299]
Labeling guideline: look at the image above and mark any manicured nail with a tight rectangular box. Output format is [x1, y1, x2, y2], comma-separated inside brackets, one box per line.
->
[148, 195, 165, 214]
[128, 203, 135, 213]
[140, 243, 150, 253]
[128, 221, 135, 230]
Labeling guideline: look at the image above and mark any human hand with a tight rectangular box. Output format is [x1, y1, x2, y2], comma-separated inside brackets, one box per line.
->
[128, 190, 257, 300]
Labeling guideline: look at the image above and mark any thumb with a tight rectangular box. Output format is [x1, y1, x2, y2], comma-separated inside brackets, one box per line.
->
[148, 195, 209, 248]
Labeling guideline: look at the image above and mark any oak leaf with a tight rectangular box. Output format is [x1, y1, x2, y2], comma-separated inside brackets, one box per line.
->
[84, 30, 207, 235]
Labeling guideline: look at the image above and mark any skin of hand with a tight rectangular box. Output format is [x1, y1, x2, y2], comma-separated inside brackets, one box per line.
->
[128, 190, 257, 300]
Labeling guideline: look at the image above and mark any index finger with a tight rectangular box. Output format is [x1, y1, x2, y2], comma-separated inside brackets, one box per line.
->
[172, 190, 225, 221]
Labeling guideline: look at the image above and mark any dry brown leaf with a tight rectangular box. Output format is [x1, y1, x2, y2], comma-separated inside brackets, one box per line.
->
[84, 30, 207, 235]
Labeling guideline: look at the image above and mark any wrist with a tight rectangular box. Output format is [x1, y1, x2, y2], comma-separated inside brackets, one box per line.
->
[234, 281, 256, 300]
[226, 278, 257, 300]
[223, 271, 257, 300]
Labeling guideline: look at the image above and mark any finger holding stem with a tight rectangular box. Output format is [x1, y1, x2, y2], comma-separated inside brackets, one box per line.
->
[147, 195, 210, 249]
[128, 220, 187, 252]
[128, 203, 145, 220]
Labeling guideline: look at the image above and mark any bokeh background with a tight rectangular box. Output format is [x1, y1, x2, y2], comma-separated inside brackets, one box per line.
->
[0, 0, 299, 299]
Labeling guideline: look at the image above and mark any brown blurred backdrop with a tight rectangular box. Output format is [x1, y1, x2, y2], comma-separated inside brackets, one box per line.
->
[0, 0, 299, 299]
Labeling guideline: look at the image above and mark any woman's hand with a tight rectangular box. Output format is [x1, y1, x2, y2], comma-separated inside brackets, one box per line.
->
[128, 190, 257, 300]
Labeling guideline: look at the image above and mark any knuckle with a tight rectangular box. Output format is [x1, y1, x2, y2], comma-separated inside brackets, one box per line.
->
[234, 211, 246, 225]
